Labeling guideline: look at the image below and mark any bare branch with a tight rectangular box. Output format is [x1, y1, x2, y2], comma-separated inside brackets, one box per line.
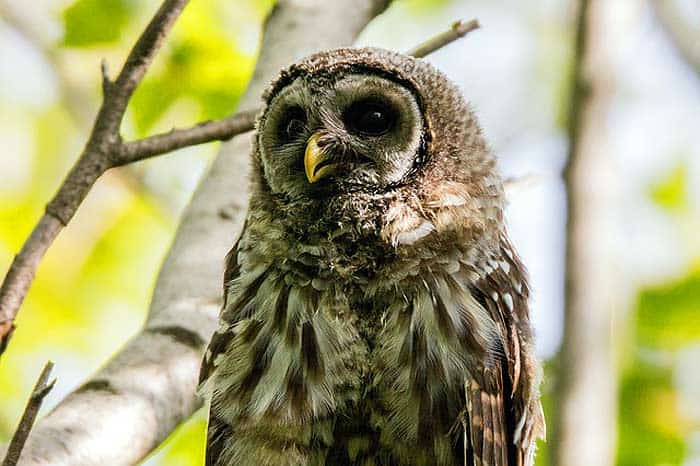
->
[652, 0, 700, 76]
[0, 216, 62, 354]
[0, 12, 482, 355]
[2, 362, 56, 466]
[118, 109, 259, 165]
[407, 19, 480, 58]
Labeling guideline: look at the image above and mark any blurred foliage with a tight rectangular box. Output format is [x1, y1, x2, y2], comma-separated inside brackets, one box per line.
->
[62, 0, 137, 46]
[128, 1, 261, 135]
[618, 360, 686, 466]
[616, 228, 700, 464]
[403, 0, 452, 14]
[636, 269, 700, 350]
[145, 410, 208, 465]
[61, 0, 275, 135]
[649, 163, 689, 213]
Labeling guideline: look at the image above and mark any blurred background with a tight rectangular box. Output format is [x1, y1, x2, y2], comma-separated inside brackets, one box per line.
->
[0, 0, 698, 464]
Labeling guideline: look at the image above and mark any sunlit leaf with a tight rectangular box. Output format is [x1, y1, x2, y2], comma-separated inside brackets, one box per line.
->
[144, 410, 207, 466]
[649, 164, 689, 213]
[636, 269, 700, 350]
[129, 0, 254, 135]
[251, 0, 277, 15]
[617, 360, 686, 466]
[534, 359, 557, 466]
[62, 0, 137, 46]
[404, 0, 453, 14]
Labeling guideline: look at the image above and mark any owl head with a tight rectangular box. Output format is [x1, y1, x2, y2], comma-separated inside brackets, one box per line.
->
[252, 48, 503, 245]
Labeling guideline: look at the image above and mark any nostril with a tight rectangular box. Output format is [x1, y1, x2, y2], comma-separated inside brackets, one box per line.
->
[316, 134, 334, 150]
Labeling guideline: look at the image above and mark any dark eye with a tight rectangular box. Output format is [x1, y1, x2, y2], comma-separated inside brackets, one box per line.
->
[344, 99, 396, 137]
[279, 106, 307, 141]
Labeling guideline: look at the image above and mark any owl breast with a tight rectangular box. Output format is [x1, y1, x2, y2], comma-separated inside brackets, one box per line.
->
[208, 225, 496, 464]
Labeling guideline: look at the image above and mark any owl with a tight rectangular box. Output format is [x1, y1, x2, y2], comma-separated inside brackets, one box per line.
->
[199, 47, 545, 466]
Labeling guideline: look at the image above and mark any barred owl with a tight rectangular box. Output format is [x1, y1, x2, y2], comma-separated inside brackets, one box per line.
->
[199, 47, 545, 466]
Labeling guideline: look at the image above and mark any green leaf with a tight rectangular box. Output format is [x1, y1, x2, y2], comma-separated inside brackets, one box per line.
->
[534, 358, 557, 466]
[649, 164, 689, 213]
[129, 77, 181, 135]
[636, 268, 700, 350]
[128, 1, 253, 135]
[144, 410, 207, 465]
[404, 0, 453, 14]
[62, 0, 136, 47]
[617, 360, 686, 466]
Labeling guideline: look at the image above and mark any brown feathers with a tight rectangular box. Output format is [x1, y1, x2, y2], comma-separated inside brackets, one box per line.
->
[199, 47, 544, 465]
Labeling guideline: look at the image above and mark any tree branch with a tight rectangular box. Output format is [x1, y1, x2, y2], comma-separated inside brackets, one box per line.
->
[0, 8, 479, 355]
[407, 19, 480, 58]
[118, 109, 259, 164]
[2, 362, 55, 466]
[652, 0, 700, 77]
[553, 0, 618, 464]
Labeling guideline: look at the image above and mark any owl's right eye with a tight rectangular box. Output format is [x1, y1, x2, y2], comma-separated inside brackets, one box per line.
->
[278, 106, 307, 141]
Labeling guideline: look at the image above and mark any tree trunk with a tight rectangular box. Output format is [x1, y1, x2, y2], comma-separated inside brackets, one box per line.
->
[554, 0, 619, 465]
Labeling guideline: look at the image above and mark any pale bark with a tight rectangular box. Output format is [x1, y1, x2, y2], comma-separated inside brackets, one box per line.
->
[554, 0, 619, 465]
[652, 0, 700, 77]
[11, 1, 390, 464]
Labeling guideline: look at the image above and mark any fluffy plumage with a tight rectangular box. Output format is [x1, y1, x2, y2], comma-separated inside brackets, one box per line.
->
[199, 47, 545, 466]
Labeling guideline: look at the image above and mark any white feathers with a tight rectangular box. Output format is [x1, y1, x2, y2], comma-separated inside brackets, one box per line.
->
[394, 220, 434, 246]
[382, 202, 435, 247]
[425, 181, 469, 208]
[502, 293, 514, 312]
[499, 260, 511, 274]
[438, 192, 467, 207]
[513, 280, 523, 295]
[513, 410, 528, 444]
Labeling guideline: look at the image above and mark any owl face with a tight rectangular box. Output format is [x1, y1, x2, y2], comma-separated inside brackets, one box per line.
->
[257, 72, 426, 200]
[252, 48, 501, 247]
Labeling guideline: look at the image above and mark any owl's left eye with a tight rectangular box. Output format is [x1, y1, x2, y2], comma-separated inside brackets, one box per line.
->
[278, 106, 307, 141]
[344, 99, 396, 137]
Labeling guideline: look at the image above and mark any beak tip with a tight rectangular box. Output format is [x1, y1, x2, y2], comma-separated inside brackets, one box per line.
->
[304, 133, 329, 184]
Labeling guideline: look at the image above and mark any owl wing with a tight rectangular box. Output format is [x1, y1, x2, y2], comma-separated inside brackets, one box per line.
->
[198, 228, 246, 466]
[199, 226, 244, 387]
[460, 236, 545, 466]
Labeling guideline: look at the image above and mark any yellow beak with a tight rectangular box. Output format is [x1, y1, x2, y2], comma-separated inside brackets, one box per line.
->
[304, 133, 338, 183]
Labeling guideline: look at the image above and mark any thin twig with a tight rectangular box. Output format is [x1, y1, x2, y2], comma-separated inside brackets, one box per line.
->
[2, 361, 56, 466]
[651, 0, 700, 77]
[407, 19, 480, 58]
[119, 109, 259, 165]
[0, 13, 481, 357]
